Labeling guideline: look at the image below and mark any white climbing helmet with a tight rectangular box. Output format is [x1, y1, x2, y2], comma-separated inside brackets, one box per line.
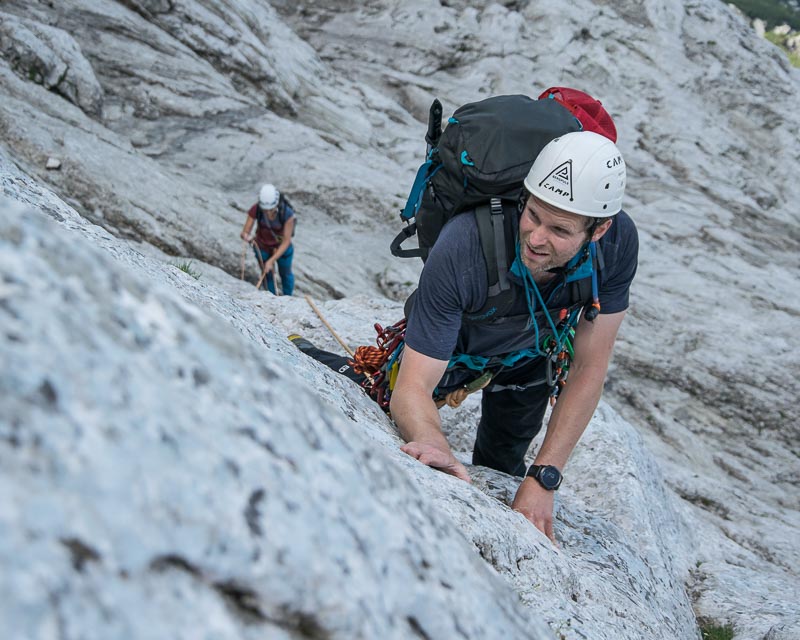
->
[523, 131, 626, 217]
[259, 183, 280, 210]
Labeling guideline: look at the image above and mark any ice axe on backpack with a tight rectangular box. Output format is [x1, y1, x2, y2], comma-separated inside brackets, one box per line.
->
[426, 98, 443, 151]
[390, 99, 444, 260]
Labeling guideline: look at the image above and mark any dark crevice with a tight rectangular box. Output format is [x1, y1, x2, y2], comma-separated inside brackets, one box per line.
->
[407, 616, 432, 640]
[214, 580, 267, 624]
[674, 489, 731, 520]
[61, 537, 102, 572]
[149, 553, 201, 576]
[244, 488, 266, 537]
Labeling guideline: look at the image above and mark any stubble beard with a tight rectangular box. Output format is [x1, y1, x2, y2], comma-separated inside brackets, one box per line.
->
[520, 234, 557, 277]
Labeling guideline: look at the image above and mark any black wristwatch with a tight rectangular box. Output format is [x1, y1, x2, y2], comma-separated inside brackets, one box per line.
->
[526, 464, 563, 491]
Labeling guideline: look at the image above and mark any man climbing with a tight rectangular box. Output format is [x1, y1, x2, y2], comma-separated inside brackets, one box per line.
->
[390, 130, 637, 543]
[289, 101, 637, 543]
[240, 183, 296, 296]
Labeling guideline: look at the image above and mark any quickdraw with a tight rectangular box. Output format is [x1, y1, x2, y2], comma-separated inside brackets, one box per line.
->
[543, 326, 575, 405]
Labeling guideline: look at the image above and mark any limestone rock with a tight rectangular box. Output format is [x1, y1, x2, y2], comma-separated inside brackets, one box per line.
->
[0, 174, 551, 640]
[1, 0, 799, 638]
[0, 11, 103, 115]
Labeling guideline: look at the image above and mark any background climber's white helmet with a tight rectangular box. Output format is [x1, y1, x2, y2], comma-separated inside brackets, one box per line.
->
[259, 183, 280, 210]
[523, 131, 626, 218]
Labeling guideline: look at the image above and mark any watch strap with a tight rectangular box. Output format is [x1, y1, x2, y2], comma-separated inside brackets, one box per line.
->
[526, 464, 562, 490]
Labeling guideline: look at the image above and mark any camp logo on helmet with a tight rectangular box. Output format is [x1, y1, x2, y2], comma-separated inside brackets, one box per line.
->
[606, 155, 623, 168]
[538, 160, 573, 202]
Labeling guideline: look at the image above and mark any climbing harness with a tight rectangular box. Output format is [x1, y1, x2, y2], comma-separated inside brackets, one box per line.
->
[441, 240, 597, 405]
[351, 320, 494, 413]
[334, 236, 599, 413]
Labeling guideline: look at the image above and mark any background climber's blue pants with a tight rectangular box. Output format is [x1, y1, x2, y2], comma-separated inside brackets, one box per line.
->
[254, 244, 294, 295]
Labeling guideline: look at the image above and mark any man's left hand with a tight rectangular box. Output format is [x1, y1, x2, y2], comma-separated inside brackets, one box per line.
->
[511, 477, 557, 544]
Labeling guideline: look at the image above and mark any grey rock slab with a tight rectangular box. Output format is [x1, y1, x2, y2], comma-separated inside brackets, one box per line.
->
[0, 185, 552, 639]
[0, 11, 103, 115]
[1, 0, 800, 637]
[2, 153, 704, 640]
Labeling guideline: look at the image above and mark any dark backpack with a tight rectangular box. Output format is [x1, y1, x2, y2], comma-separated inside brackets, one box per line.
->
[390, 91, 611, 296]
[258, 193, 296, 237]
[370, 92, 619, 406]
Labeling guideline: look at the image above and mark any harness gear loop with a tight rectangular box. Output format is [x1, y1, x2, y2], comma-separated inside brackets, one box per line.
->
[436, 371, 494, 409]
[542, 324, 576, 405]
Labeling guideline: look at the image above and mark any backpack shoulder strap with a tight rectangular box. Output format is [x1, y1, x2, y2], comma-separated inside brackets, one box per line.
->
[474, 198, 516, 296]
[277, 195, 288, 224]
[566, 241, 604, 310]
[570, 274, 592, 308]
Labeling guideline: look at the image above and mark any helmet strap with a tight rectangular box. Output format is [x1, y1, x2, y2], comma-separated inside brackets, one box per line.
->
[586, 217, 602, 239]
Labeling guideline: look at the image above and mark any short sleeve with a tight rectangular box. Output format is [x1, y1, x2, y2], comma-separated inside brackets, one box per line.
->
[597, 210, 639, 314]
[404, 214, 487, 361]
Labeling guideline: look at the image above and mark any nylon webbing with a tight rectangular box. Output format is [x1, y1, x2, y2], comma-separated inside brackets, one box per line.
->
[489, 198, 510, 296]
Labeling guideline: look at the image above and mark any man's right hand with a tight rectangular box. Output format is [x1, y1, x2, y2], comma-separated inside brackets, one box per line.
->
[512, 477, 557, 544]
[240, 231, 250, 242]
[400, 441, 472, 483]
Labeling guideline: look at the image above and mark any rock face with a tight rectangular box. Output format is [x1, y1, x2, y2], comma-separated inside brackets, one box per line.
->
[1, 153, 705, 640]
[1, 1, 799, 639]
[0, 169, 551, 640]
[0, 12, 103, 115]
[0, 0, 419, 300]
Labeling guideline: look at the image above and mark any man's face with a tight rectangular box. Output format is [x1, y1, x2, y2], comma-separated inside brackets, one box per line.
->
[518, 195, 610, 276]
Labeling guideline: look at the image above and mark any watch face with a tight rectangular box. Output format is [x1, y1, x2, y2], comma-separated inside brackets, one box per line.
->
[539, 466, 562, 490]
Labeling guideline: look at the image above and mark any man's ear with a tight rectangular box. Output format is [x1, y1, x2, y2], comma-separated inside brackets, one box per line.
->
[591, 218, 613, 242]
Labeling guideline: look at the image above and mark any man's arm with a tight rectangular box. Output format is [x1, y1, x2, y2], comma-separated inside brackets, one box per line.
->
[390, 346, 471, 482]
[511, 310, 626, 541]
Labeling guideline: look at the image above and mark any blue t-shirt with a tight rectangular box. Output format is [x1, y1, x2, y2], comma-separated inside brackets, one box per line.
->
[405, 210, 639, 362]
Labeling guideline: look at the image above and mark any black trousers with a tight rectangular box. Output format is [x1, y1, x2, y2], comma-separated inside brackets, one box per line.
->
[472, 381, 550, 477]
[296, 341, 549, 477]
